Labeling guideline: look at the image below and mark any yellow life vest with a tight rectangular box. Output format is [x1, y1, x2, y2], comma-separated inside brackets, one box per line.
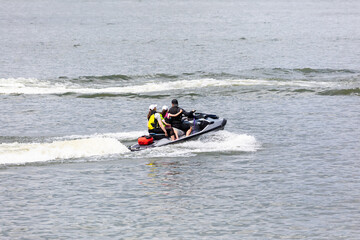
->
[148, 113, 165, 130]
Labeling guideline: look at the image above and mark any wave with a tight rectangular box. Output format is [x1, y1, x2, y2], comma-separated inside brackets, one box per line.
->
[0, 77, 338, 96]
[0, 137, 129, 165]
[73, 69, 359, 81]
[73, 73, 180, 82]
[318, 88, 360, 96]
[292, 68, 356, 74]
[81, 74, 132, 81]
[76, 93, 171, 99]
[251, 68, 358, 77]
[292, 89, 316, 93]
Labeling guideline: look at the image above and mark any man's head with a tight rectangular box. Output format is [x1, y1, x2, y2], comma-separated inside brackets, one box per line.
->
[171, 99, 178, 107]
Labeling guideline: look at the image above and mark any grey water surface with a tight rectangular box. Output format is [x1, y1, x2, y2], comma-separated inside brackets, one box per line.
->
[1, 0, 360, 239]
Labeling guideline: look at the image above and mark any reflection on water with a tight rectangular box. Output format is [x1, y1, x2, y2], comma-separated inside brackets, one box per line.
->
[143, 159, 183, 195]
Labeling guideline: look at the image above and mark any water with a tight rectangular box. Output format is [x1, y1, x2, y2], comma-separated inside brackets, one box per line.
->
[1, 0, 360, 239]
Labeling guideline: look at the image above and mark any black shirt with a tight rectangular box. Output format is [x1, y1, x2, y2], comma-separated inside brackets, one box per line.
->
[168, 106, 192, 126]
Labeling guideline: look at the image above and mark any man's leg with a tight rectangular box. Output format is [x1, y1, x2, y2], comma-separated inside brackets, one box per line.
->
[186, 126, 192, 136]
[167, 129, 175, 141]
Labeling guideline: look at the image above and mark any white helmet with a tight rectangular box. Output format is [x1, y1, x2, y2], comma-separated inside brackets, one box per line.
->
[149, 104, 157, 110]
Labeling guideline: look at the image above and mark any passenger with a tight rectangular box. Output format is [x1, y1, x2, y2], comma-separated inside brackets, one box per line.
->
[161, 105, 181, 140]
[168, 99, 195, 137]
[147, 104, 175, 141]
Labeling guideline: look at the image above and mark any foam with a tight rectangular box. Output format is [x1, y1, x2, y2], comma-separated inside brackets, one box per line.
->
[128, 131, 260, 158]
[0, 77, 336, 95]
[178, 131, 259, 153]
[0, 137, 129, 165]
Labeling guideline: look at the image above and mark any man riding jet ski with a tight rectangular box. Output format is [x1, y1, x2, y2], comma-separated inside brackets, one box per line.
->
[168, 99, 196, 137]
[128, 99, 227, 151]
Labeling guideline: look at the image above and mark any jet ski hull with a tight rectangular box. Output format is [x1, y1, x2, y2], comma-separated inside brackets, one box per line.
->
[128, 114, 227, 151]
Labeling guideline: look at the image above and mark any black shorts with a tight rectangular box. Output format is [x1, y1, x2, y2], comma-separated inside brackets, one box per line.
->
[173, 123, 190, 132]
[149, 128, 175, 136]
[148, 128, 164, 134]
[166, 128, 175, 136]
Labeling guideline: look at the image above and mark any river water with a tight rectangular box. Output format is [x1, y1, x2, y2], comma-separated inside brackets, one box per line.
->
[1, 0, 360, 239]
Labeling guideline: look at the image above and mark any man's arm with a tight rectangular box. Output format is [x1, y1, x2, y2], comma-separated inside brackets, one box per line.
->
[159, 121, 168, 136]
[168, 109, 183, 117]
[155, 113, 168, 136]
[181, 108, 195, 117]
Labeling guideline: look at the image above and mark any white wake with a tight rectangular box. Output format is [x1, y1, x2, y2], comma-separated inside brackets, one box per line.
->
[0, 130, 260, 164]
[0, 137, 129, 165]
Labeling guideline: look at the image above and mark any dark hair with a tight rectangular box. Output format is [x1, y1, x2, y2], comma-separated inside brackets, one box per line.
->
[147, 109, 153, 120]
[172, 99, 178, 105]
[161, 109, 167, 117]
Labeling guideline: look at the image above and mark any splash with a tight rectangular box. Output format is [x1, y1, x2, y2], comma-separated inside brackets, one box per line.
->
[129, 131, 260, 158]
[178, 131, 259, 153]
[0, 137, 129, 165]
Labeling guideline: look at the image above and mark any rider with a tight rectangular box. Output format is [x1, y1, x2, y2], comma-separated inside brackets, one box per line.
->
[162, 105, 181, 140]
[147, 104, 175, 140]
[168, 99, 195, 137]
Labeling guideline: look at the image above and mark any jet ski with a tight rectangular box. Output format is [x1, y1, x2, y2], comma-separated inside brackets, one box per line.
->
[128, 112, 227, 151]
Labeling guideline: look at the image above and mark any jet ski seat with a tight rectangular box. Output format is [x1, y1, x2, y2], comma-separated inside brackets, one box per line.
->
[173, 128, 185, 137]
[197, 119, 211, 131]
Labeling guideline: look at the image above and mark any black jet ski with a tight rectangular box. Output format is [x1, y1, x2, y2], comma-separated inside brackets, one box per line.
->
[128, 112, 227, 151]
